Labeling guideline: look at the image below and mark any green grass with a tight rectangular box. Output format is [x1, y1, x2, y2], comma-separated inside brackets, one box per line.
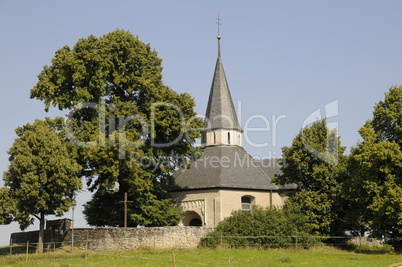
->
[0, 245, 401, 266]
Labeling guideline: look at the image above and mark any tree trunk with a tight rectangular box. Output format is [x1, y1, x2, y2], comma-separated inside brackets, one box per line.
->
[37, 212, 45, 253]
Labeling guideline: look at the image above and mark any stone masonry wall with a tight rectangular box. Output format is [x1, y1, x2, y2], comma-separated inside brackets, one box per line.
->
[62, 226, 213, 250]
[10, 230, 40, 245]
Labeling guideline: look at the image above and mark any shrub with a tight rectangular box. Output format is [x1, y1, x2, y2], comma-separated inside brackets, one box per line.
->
[200, 206, 319, 249]
[345, 241, 394, 253]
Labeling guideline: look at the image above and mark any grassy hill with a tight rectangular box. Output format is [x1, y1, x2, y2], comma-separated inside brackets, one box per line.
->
[0, 245, 400, 266]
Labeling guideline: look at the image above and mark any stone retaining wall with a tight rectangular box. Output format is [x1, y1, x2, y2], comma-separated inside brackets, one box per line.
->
[62, 226, 213, 250]
[10, 230, 41, 245]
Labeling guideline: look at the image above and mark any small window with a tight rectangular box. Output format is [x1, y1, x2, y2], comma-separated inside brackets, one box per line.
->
[214, 132, 216, 144]
[228, 132, 230, 144]
[241, 196, 252, 212]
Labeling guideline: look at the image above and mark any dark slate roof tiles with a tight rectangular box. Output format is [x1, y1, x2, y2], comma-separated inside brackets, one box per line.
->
[172, 146, 294, 191]
[204, 57, 242, 132]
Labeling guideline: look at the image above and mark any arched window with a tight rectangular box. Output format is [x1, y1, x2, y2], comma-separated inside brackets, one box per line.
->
[241, 196, 252, 212]
[228, 132, 230, 144]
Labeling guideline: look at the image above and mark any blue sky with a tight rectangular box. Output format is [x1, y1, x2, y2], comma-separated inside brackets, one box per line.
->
[1, 0, 402, 245]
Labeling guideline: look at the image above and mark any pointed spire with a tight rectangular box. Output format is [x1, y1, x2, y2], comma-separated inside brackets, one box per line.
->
[205, 36, 242, 132]
[217, 35, 221, 58]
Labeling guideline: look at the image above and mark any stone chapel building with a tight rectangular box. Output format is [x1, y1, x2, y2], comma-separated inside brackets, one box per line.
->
[171, 36, 295, 227]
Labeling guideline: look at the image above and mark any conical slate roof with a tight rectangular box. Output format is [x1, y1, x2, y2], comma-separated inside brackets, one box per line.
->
[205, 55, 242, 132]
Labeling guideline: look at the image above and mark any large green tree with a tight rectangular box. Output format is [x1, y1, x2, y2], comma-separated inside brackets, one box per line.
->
[2, 119, 82, 252]
[348, 85, 402, 239]
[30, 30, 203, 227]
[348, 123, 402, 237]
[273, 119, 347, 235]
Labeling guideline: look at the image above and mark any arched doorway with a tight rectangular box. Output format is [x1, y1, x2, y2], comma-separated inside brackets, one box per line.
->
[182, 211, 203, 226]
[189, 218, 202, 226]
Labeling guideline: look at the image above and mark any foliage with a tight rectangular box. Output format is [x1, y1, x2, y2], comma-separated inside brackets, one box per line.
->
[348, 124, 402, 237]
[344, 240, 394, 254]
[83, 191, 182, 227]
[371, 85, 402, 146]
[282, 190, 334, 235]
[30, 29, 204, 227]
[200, 206, 319, 249]
[2, 119, 82, 252]
[129, 193, 182, 226]
[0, 187, 14, 224]
[347, 85, 402, 243]
[273, 119, 348, 235]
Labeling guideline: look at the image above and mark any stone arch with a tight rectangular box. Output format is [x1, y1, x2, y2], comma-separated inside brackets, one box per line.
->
[189, 218, 202, 226]
[182, 211, 203, 226]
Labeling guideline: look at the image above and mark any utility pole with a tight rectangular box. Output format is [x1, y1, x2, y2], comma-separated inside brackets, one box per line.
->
[71, 200, 77, 253]
[119, 192, 133, 228]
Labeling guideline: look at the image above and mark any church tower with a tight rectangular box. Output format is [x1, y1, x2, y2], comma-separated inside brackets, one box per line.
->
[202, 35, 243, 147]
[171, 30, 294, 228]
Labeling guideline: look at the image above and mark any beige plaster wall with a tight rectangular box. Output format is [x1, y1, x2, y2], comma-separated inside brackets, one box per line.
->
[172, 189, 287, 228]
[172, 189, 220, 227]
[203, 130, 242, 147]
[218, 189, 285, 220]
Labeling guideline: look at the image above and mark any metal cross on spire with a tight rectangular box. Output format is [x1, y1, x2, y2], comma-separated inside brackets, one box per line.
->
[216, 11, 222, 57]
[216, 10, 221, 37]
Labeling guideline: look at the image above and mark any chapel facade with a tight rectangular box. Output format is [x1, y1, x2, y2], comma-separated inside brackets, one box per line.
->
[171, 35, 295, 227]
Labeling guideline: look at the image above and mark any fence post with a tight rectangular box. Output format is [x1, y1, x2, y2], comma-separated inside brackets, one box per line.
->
[153, 233, 156, 250]
[295, 236, 298, 249]
[9, 240, 12, 256]
[85, 233, 88, 267]
[25, 240, 29, 264]
[53, 243, 56, 267]
[172, 250, 176, 267]
[86, 231, 89, 251]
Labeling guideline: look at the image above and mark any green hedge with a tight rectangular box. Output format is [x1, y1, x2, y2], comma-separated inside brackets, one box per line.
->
[200, 206, 319, 249]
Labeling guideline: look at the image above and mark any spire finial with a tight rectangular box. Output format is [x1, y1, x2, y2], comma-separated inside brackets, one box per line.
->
[216, 10, 221, 38]
[216, 11, 221, 57]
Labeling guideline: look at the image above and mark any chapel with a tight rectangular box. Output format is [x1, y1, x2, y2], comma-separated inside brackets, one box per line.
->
[171, 35, 295, 227]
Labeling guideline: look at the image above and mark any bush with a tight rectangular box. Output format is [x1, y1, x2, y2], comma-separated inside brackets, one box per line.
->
[345, 241, 394, 253]
[200, 206, 319, 249]
[386, 235, 402, 252]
